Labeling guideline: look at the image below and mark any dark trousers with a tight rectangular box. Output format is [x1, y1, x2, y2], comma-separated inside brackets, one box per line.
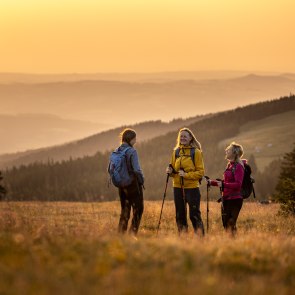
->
[221, 198, 243, 235]
[174, 187, 204, 235]
[118, 179, 143, 235]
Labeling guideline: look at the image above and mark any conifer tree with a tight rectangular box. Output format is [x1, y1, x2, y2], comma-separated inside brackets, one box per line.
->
[0, 171, 6, 200]
[275, 145, 295, 215]
[248, 154, 258, 174]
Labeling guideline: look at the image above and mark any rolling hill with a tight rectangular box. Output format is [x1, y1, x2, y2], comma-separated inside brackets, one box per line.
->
[0, 113, 112, 155]
[0, 115, 207, 169]
[3, 95, 295, 201]
[1, 74, 294, 126]
[218, 110, 295, 171]
[0, 71, 271, 84]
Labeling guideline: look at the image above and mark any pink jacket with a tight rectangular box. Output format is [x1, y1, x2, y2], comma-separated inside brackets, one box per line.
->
[211, 160, 246, 200]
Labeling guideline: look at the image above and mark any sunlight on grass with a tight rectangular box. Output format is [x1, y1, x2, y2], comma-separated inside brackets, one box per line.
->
[0, 201, 294, 294]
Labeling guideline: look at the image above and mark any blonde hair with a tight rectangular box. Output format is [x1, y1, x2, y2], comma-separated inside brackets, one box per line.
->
[226, 142, 244, 162]
[175, 127, 202, 150]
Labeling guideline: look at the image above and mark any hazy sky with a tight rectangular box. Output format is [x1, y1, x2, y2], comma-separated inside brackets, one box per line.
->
[1, 0, 294, 73]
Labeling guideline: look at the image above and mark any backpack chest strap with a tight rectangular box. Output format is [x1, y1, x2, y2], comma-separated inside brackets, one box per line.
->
[175, 147, 196, 168]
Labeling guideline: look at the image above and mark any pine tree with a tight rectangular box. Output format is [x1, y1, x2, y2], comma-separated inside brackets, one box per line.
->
[248, 154, 258, 174]
[0, 171, 6, 200]
[274, 145, 295, 215]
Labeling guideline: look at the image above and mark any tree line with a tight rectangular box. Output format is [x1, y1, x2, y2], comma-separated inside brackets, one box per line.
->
[2, 95, 295, 203]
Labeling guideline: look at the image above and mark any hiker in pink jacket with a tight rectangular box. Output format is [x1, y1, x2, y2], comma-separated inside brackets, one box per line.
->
[207, 142, 245, 235]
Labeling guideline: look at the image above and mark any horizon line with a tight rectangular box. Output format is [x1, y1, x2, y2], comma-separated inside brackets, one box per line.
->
[0, 70, 294, 75]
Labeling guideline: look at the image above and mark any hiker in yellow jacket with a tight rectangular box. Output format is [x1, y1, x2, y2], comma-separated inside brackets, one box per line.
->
[166, 127, 205, 235]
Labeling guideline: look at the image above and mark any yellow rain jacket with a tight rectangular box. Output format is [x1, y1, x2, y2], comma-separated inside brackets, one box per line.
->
[170, 145, 205, 188]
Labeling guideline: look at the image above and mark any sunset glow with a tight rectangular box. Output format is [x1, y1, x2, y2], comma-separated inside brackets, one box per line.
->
[0, 0, 294, 73]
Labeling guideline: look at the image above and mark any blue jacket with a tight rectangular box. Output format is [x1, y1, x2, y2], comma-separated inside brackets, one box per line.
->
[119, 143, 144, 185]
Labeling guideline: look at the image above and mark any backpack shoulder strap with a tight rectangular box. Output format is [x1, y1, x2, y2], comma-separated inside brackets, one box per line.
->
[190, 148, 196, 164]
[231, 162, 237, 175]
[175, 147, 180, 159]
[123, 146, 132, 154]
[175, 147, 196, 167]
[231, 162, 246, 177]
[124, 146, 134, 171]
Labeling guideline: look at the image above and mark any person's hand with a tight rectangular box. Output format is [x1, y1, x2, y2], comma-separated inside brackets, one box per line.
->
[203, 176, 210, 185]
[166, 166, 172, 174]
[178, 170, 186, 177]
[216, 180, 222, 187]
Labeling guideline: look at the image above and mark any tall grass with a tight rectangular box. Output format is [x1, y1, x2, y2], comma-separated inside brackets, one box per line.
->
[0, 201, 294, 295]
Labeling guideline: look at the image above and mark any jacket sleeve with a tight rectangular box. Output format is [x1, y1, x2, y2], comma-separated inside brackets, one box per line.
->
[184, 149, 205, 180]
[223, 163, 244, 190]
[130, 149, 144, 184]
[210, 180, 218, 186]
[169, 150, 177, 177]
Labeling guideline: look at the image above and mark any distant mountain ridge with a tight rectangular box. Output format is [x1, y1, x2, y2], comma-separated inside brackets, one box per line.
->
[281, 73, 295, 80]
[1, 74, 294, 125]
[0, 113, 113, 155]
[0, 115, 208, 169]
[0, 71, 276, 84]
[3, 95, 294, 201]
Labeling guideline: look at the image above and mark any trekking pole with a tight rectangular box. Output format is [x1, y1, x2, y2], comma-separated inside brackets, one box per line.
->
[180, 168, 186, 201]
[251, 177, 256, 198]
[204, 176, 210, 233]
[216, 178, 223, 203]
[215, 178, 226, 229]
[156, 172, 170, 236]
[179, 168, 187, 233]
[207, 183, 209, 232]
[180, 169, 186, 200]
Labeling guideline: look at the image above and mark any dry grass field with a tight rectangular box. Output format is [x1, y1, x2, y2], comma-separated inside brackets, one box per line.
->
[0, 200, 294, 295]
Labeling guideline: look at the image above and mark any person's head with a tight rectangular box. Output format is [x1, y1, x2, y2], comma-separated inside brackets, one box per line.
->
[225, 142, 244, 162]
[175, 127, 202, 150]
[120, 128, 137, 146]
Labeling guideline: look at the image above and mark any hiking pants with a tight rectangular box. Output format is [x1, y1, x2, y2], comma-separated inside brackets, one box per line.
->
[118, 179, 143, 235]
[221, 198, 243, 235]
[173, 187, 204, 235]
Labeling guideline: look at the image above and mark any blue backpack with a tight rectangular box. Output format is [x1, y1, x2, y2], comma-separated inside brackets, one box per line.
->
[108, 147, 133, 188]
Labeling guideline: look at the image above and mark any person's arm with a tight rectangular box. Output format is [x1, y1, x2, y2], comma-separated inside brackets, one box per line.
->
[168, 151, 177, 177]
[223, 163, 244, 190]
[130, 150, 144, 184]
[210, 180, 219, 186]
[183, 149, 205, 180]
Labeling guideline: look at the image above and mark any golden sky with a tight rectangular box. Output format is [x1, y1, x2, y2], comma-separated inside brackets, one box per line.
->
[0, 0, 294, 73]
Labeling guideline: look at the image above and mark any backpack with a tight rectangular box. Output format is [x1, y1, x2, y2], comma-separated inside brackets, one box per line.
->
[175, 147, 204, 184]
[175, 147, 195, 166]
[108, 147, 133, 188]
[232, 162, 256, 199]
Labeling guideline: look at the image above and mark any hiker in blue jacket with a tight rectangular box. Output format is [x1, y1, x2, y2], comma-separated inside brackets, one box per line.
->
[115, 128, 144, 235]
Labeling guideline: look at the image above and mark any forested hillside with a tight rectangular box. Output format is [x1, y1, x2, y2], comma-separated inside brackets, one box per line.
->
[2, 95, 295, 201]
[0, 115, 206, 169]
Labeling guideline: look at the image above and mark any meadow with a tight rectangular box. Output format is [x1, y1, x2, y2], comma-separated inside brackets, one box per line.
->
[0, 200, 294, 295]
[218, 110, 295, 171]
